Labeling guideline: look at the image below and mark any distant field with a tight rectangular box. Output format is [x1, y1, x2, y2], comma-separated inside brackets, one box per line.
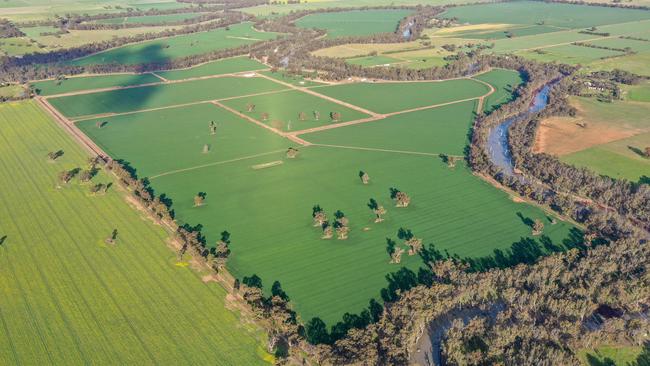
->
[474, 69, 524, 113]
[68, 23, 278, 66]
[441, 1, 650, 29]
[315, 78, 490, 114]
[32, 73, 161, 96]
[517, 44, 626, 65]
[579, 345, 643, 366]
[0, 101, 269, 365]
[94, 12, 205, 25]
[221, 89, 371, 132]
[63, 70, 577, 326]
[346, 55, 401, 67]
[155, 57, 268, 80]
[295, 9, 412, 38]
[48, 76, 286, 118]
[302, 100, 477, 156]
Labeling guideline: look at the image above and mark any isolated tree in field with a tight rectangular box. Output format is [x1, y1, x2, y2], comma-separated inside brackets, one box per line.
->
[368, 198, 386, 223]
[47, 149, 63, 161]
[194, 192, 206, 206]
[390, 246, 405, 264]
[105, 229, 118, 245]
[330, 111, 341, 122]
[96, 121, 107, 129]
[79, 169, 93, 183]
[398, 227, 422, 255]
[359, 170, 370, 185]
[58, 169, 76, 184]
[286, 147, 299, 159]
[313, 110, 320, 120]
[246, 103, 256, 112]
[298, 111, 307, 121]
[261, 112, 269, 121]
[386, 238, 396, 257]
[0, 235, 6, 246]
[321, 221, 333, 239]
[440, 154, 459, 168]
[532, 219, 544, 236]
[390, 187, 411, 208]
[209, 121, 217, 135]
[202, 144, 210, 154]
[312, 205, 327, 227]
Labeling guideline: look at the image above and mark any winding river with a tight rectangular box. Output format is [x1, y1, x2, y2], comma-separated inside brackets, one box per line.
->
[411, 82, 555, 366]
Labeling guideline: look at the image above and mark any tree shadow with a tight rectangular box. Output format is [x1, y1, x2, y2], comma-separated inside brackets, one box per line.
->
[627, 145, 647, 158]
[0, 235, 6, 245]
[516, 211, 534, 228]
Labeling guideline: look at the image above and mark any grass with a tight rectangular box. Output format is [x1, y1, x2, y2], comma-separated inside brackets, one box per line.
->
[562, 132, 650, 182]
[295, 9, 413, 39]
[314, 78, 490, 114]
[451, 24, 562, 40]
[0, 37, 42, 56]
[626, 81, 650, 102]
[302, 100, 477, 156]
[48, 76, 286, 118]
[94, 12, 205, 25]
[346, 55, 402, 67]
[516, 44, 625, 65]
[259, 70, 326, 87]
[68, 22, 277, 66]
[221, 89, 371, 132]
[475, 69, 524, 113]
[155, 56, 268, 80]
[441, 1, 650, 29]
[579, 345, 643, 365]
[0, 100, 269, 365]
[32, 73, 161, 96]
[0, 84, 26, 99]
[77, 103, 292, 178]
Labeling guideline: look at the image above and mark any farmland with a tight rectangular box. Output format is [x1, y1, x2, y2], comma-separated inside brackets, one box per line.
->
[93, 12, 206, 25]
[68, 22, 278, 66]
[155, 56, 268, 80]
[32, 73, 162, 96]
[48, 68, 577, 325]
[0, 101, 269, 365]
[295, 9, 413, 39]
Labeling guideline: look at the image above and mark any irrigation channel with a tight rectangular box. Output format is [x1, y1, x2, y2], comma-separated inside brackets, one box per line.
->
[411, 82, 554, 366]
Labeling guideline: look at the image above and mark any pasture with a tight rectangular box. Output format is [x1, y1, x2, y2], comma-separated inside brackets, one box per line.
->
[474, 69, 524, 113]
[32, 73, 161, 96]
[295, 9, 413, 39]
[0, 101, 269, 365]
[68, 23, 277, 66]
[93, 12, 206, 25]
[155, 56, 267, 80]
[48, 76, 286, 118]
[56, 69, 577, 326]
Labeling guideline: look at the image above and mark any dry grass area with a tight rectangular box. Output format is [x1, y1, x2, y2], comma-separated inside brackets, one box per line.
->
[534, 97, 650, 156]
[35, 26, 181, 49]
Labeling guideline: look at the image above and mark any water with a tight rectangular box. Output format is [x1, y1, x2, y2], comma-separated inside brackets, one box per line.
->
[486, 84, 553, 175]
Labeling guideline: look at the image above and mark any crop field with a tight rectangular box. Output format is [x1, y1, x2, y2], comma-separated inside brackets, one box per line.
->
[155, 57, 268, 80]
[0, 101, 269, 365]
[50, 68, 577, 325]
[94, 12, 206, 25]
[221, 89, 371, 132]
[517, 44, 625, 65]
[474, 69, 524, 113]
[68, 23, 277, 66]
[295, 9, 413, 38]
[48, 76, 286, 118]
[0, 84, 26, 99]
[625, 81, 650, 102]
[314, 79, 490, 114]
[32, 73, 162, 96]
[346, 55, 402, 67]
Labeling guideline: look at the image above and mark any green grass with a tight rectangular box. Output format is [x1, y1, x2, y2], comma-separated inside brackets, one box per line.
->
[587, 37, 650, 52]
[221, 89, 371, 132]
[579, 345, 643, 365]
[0, 84, 26, 99]
[94, 12, 205, 25]
[346, 55, 401, 67]
[295, 9, 413, 39]
[453, 25, 562, 40]
[442, 1, 650, 29]
[48, 76, 286, 118]
[149, 146, 576, 325]
[0, 100, 269, 365]
[259, 70, 326, 87]
[32, 73, 161, 96]
[517, 44, 625, 64]
[475, 69, 524, 113]
[315, 78, 489, 114]
[562, 132, 650, 182]
[626, 81, 650, 102]
[155, 57, 267, 80]
[19, 25, 61, 38]
[77, 103, 292, 178]
[302, 100, 477, 156]
[0, 37, 42, 56]
[68, 22, 278, 66]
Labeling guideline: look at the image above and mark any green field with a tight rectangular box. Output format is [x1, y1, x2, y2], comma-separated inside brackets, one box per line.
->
[0, 101, 269, 365]
[221, 89, 371, 132]
[295, 9, 413, 39]
[518, 44, 625, 65]
[94, 12, 205, 25]
[453, 24, 562, 40]
[442, 1, 650, 29]
[0, 84, 26, 99]
[302, 100, 477, 156]
[475, 69, 524, 113]
[77, 103, 292, 178]
[315, 78, 490, 114]
[48, 76, 286, 118]
[346, 55, 402, 67]
[32, 73, 161, 96]
[579, 345, 644, 366]
[68, 23, 278, 66]
[62, 74, 577, 325]
[562, 132, 650, 182]
[259, 70, 326, 87]
[155, 57, 267, 80]
[626, 81, 650, 102]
